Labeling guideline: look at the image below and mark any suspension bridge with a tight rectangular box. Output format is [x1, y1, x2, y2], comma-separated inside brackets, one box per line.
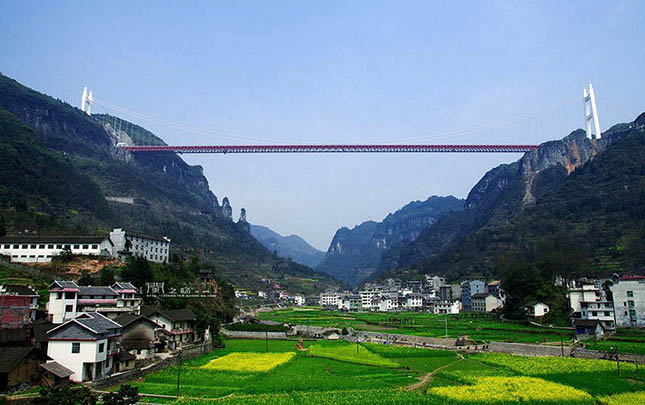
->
[78, 83, 633, 155]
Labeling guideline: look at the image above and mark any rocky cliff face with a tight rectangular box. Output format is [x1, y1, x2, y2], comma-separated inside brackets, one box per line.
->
[317, 196, 463, 286]
[377, 124, 631, 277]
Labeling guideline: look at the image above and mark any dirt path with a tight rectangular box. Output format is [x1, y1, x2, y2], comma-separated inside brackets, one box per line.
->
[406, 353, 464, 391]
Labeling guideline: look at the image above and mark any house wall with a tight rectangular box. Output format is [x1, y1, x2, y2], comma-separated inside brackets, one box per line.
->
[48, 339, 106, 382]
[6, 353, 42, 388]
[611, 280, 645, 328]
[47, 291, 78, 324]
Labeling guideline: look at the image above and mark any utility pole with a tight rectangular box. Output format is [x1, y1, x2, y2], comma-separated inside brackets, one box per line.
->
[445, 314, 448, 338]
[265, 331, 269, 353]
[560, 334, 564, 357]
[356, 334, 360, 356]
[176, 352, 182, 398]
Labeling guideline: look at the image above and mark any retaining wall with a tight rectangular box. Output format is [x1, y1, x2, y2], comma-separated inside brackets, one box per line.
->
[221, 329, 287, 339]
[488, 341, 572, 357]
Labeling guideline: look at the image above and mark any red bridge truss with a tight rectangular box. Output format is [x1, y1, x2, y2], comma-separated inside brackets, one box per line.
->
[122, 144, 539, 154]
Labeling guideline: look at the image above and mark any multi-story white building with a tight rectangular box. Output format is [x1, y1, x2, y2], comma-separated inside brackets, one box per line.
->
[109, 228, 170, 264]
[47, 281, 140, 324]
[610, 276, 645, 328]
[579, 300, 615, 329]
[46, 312, 121, 382]
[461, 280, 486, 311]
[425, 275, 445, 289]
[359, 289, 379, 309]
[567, 280, 615, 330]
[404, 293, 423, 310]
[320, 291, 340, 308]
[337, 294, 361, 311]
[377, 294, 399, 312]
[0, 236, 113, 263]
[433, 300, 461, 314]
[568, 282, 602, 314]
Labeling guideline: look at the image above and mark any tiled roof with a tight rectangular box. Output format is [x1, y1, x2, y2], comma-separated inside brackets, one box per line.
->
[0, 235, 108, 244]
[471, 293, 494, 299]
[119, 350, 136, 361]
[75, 312, 121, 333]
[112, 282, 137, 291]
[78, 286, 117, 296]
[49, 280, 79, 290]
[41, 362, 74, 378]
[48, 312, 121, 339]
[141, 306, 196, 322]
[0, 347, 45, 373]
[0, 285, 39, 296]
[32, 319, 56, 343]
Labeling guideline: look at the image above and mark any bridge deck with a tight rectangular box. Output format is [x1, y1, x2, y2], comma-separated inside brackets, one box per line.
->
[122, 144, 539, 153]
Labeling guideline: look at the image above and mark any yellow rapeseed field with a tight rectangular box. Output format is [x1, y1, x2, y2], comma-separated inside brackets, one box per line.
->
[427, 376, 594, 404]
[201, 352, 296, 372]
[600, 391, 645, 405]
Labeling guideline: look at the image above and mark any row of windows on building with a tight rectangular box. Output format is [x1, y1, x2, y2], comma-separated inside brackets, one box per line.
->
[1, 244, 99, 250]
[71, 341, 112, 354]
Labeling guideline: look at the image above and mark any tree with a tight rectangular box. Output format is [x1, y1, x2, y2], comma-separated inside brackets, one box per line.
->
[38, 386, 96, 405]
[121, 256, 153, 288]
[0, 214, 5, 237]
[78, 270, 94, 286]
[101, 384, 138, 405]
[100, 266, 116, 285]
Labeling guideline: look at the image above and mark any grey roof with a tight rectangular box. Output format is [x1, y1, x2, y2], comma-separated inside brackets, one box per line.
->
[114, 313, 159, 329]
[574, 319, 604, 328]
[124, 230, 168, 242]
[48, 312, 121, 339]
[78, 286, 118, 296]
[0, 347, 45, 373]
[112, 282, 137, 291]
[32, 319, 56, 343]
[49, 280, 79, 290]
[119, 350, 136, 361]
[0, 285, 39, 296]
[0, 235, 108, 244]
[471, 292, 494, 299]
[41, 362, 74, 378]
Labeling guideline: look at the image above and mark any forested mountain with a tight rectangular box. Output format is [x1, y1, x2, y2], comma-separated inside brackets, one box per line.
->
[377, 115, 645, 283]
[250, 224, 325, 268]
[317, 196, 463, 286]
[0, 74, 339, 294]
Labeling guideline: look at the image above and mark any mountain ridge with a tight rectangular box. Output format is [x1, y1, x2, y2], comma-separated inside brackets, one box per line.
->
[250, 224, 325, 269]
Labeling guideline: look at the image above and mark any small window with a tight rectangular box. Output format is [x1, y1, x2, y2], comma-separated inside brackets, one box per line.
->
[72, 342, 80, 353]
[98, 343, 104, 353]
[22, 245, 28, 249]
[39, 244, 45, 249]
[65, 304, 73, 312]
[627, 291, 634, 297]
[82, 245, 89, 249]
[48, 244, 54, 249]
[65, 292, 75, 299]
[629, 310, 637, 317]
[13, 244, 19, 249]
[605, 312, 610, 316]
[64, 245, 71, 249]
[92, 244, 98, 249]
[629, 301, 635, 307]
[30, 244, 36, 249]
[73, 244, 80, 249]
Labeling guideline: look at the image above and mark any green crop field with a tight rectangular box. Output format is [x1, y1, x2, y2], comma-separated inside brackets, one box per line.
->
[256, 308, 575, 343]
[111, 339, 645, 404]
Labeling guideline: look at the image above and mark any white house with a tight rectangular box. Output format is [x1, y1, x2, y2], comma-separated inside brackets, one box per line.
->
[359, 289, 379, 309]
[378, 294, 399, 312]
[47, 281, 81, 324]
[610, 276, 645, 328]
[0, 236, 113, 263]
[109, 228, 170, 264]
[425, 275, 445, 289]
[320, 291, 340, 308]
[525, 302, 550, 318]
[46, 312, 121, 382]
[292, 294, 306, 306]
[140, 306, 197, 350]
[337, 294, 361, 311]
[404, 293, 423, 310]
[433, 300, 461, 314]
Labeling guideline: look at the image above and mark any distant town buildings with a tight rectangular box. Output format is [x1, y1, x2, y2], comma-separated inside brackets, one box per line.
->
[460, 280, 486, 311]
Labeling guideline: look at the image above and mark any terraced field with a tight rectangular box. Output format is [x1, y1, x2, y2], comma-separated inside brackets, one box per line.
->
[112, 339, 645, 404]
[257, 308, 573, 343]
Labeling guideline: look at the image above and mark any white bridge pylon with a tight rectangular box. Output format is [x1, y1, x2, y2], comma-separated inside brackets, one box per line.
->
[583, 83, 601, 139]
[80, 86, 93, 115]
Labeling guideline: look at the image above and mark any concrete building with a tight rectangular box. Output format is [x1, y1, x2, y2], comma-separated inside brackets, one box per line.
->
[114, 313, 161, 360]
[46, 312, 122, 382]
[579, 300, 615, 330]
[320, 291, 340, 308]
[471, 293, 502, 313]
[140, 306, 197, 350]
[610, 276, 645, 328]
[425, 275, 445, 289]
[0, 236, 112, 263]
[433, 300, 461, 314]
[404, 293, 423, 310]
[109, 228, 170, 264]
[568, 281, 615, 330]
[0, 285, 39, 323]
[47, 281, 80, 324]
[461, 280, 486, 311]
[359, 289, 379, 309]
[337, 294, 361, 311]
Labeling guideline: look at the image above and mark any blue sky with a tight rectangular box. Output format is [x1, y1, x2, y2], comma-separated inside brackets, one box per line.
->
[1, 1, 644, 250]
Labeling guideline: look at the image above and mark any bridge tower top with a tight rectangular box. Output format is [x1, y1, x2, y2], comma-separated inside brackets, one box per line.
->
[583, 83, 601, 139]
[80, 86, 93, 115]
